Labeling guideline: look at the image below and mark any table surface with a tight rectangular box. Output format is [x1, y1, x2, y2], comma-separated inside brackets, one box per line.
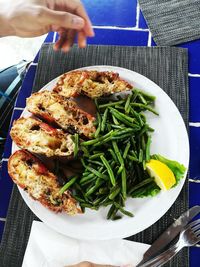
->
[0, 0, 200, 266]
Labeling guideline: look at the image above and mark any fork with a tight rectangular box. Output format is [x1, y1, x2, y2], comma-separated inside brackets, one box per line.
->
[139, 219, 200, 267]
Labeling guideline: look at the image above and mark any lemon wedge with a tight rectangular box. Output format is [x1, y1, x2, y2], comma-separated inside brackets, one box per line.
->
[146, 159, 176, 190]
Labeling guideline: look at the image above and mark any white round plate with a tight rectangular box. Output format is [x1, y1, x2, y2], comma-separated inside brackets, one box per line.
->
[12, 66, 189, 240]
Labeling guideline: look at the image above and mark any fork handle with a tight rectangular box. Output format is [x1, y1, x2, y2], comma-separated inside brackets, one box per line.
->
[139, 242, 185, 267]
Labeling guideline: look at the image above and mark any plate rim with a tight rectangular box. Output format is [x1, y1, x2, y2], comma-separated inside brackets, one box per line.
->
[12, 65, 189, 240]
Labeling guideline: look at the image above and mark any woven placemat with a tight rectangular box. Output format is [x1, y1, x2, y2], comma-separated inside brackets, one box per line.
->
[139, 0, 200, 45]
[0, 44, 189, 267]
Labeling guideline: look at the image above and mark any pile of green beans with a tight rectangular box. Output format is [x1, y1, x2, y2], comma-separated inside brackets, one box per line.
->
[61, 89, 159, 220]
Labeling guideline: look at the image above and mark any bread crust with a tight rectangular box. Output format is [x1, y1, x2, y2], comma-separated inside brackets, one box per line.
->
[26, 91, 96, 138]
[8, 150, 81, 214]
[53, 70, 133, 99]
[10, 117, 75, 158]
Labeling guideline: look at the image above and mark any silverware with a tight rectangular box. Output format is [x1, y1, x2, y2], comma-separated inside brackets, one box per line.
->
[139, 219, 200, 267]
[137, 205, 200, 266]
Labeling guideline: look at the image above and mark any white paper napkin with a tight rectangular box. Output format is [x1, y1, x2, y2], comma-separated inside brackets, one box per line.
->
[22, 221, 150, 267]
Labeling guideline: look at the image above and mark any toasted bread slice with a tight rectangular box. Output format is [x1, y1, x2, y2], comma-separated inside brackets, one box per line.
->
[53, 70, 133, 99]
[8, 150, 80, 214]
[10, 117, 76, 158]
[26, 91, 96, 138]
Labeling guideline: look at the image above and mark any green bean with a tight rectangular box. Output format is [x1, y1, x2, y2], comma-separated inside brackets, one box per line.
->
[114, 202, 134, 217]
[74, 195, 86, 203]
[117, 165, 124, 175]
[112, 141, 124, 166]
[108, 148, 118, 162]
[81, 176, 98, 186]
[100, 155, 116, 186]
[146, 136, 151, 162]
[94, 112, 101, 138]
[129, 178, 154, 195]
[113, 128, 135, 136]
[110, 124, 125, 129]
[139, 149, 143, 163]
[82, 130, 114, 146]
[85, 178, 104, 197]
[109, 107, 135, 123]
[125, 94, 132, 114]
[80, 203, 98, 210]
[121, 169, 127, 199]
[85, 166, 108, 180]
[93, 136, 113, 147]
[107, 204, 117, 220]
[99, 100, 125, 109]
[74, 133, 79, 158]
[111, 133, 134, 140]
[123, 142, 131, 159]
[80, 173, 95, 183]
[59, 176, 78, 195]
[101, 108, 108, 132]
[87, 159, 104, 167]
[138, 94, 147, 105]
[127, 155, 139, 162]
[109, 187, 121, 200]
[98, 187, 109, 195]
[90, 153, 104, 159]
[131, 103, 159, 115]
[134, 89, 156, 101]
[112, 114, 120, 125]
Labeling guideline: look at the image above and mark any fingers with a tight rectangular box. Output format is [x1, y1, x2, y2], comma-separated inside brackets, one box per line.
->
[54, 29, 87, 52]
[61, 29, 76, 52]
[42, 7, 85, 30]
[63, 1, 94, 37]
[77, 30, 87, 48]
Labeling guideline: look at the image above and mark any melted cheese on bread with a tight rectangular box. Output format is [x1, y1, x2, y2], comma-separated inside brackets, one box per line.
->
[26, 91, 96, 138]
[53, 70, 133, 99]
[8, 150, 80, 214]
[10, 117, 75, 158]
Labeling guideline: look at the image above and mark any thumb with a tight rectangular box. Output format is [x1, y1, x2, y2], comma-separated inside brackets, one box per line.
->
[42, 7, 85, 30]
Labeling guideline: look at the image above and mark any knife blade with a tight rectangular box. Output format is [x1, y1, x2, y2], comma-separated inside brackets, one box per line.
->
[136, 205, 200, 266]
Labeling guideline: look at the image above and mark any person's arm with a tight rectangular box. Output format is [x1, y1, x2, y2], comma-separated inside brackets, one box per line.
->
[0, 0, 94, 51]
[0, 6, 14, 36]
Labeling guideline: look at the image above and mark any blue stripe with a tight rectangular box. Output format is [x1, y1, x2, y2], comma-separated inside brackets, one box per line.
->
[0, 75, 21, 109]
[0, 91, 11, 100]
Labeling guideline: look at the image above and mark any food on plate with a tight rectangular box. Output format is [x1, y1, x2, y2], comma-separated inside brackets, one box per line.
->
[146, 159, 176, 190]
[53, 70, 133, 99]
[9, 70, 187, 220]
[8, 150, 80, 214]
[26, 90, 96, 138]
[10, 117, 77, 158]
[59, 89, 186, 219]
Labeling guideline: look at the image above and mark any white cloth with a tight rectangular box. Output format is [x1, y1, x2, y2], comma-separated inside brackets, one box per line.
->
[22, 221, 150, 267]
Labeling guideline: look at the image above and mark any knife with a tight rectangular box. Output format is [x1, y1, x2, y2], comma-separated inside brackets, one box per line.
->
[136, 205, 200, 266]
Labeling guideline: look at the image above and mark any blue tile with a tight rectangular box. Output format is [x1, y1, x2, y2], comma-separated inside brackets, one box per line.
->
[189, 77, 200, 122]
[0, 221, 5, 242]
[189, 182, 200, 207]
[190, 247, 200, 267]
[139, 10, 148, 29]
[33, 52, 40, 63]
[15, 66, 36, 108]
[0, 161, 13, 217]
[44, 31, 55, 43]
[82, 0, 137, 27]
[189, 126, 200, 179]
[3, 109, 23, 158]
[88, 28, 149, 46]
[151, 37, 157, 47]
[178, 39, 200, 74]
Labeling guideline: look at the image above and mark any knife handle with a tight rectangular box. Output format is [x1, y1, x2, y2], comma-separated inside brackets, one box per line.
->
[139, 241, 184, 267]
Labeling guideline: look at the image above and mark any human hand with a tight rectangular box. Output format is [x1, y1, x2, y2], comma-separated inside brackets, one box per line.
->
[0, 0, 94, 51]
